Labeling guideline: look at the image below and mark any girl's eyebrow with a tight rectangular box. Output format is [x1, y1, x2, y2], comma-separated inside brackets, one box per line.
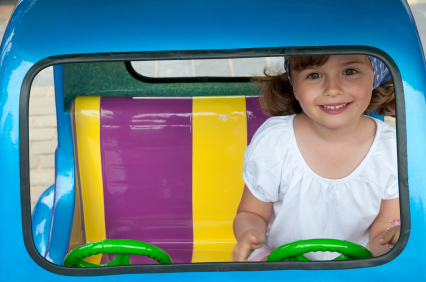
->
[340, 60, 366, 66]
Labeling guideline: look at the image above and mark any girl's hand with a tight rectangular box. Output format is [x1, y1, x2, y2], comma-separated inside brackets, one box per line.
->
[379, 225, 401, 247]
[233, 231, 265, 261]
[368, 199, 400, 256]
[233, 185, 272, 261]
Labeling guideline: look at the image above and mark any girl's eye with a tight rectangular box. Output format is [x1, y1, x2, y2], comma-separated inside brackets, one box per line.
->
[308, 73, 321, 79]
[344, 69, 357, 75]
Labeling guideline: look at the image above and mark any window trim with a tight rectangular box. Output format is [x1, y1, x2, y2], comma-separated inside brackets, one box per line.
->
[20, 46, 409, 276]
[125, 61, 252, 83]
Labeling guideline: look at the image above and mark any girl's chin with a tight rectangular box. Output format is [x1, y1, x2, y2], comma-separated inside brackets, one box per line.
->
[322, 116, 362, 129]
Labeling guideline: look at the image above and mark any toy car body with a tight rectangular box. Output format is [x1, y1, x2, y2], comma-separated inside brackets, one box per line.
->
[0, 0, 424, 280]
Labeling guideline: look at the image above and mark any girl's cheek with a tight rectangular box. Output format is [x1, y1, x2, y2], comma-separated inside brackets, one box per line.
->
[299, 90, 319, 104]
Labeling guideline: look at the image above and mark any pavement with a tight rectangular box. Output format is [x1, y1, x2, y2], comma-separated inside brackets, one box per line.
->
[2, 2, 424, 210]
[0, 4, 12, 39]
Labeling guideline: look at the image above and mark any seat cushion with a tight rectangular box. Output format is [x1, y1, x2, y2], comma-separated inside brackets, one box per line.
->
[71, 96, 269, 264]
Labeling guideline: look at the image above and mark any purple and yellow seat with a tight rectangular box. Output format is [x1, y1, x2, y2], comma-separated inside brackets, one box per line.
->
[68, 95, 269, 264]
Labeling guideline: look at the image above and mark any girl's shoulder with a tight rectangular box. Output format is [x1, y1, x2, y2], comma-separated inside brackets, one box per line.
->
[374, 118, 397, 148]
[245, 114, 295, 164]
[252, 115, 295, 140]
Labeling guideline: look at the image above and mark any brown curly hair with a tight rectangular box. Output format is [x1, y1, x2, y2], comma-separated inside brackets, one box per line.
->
[253, 55, 395, 117]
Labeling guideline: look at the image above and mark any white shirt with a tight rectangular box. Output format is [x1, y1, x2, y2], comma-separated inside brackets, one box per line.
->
[243, 114, 398, 261]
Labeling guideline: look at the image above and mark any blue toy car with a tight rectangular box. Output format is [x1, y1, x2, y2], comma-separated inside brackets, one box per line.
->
[0, 0, 423, 280]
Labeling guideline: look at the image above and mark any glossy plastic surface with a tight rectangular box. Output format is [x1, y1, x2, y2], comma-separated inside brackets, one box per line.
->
[192, 96, 247, 262]
[72, 96, 269, 264]
[73, 96, 106, 265]
[63, 239, 172, 267]
[267, 239, 373, 262]
[0, 0, 423, 280]
[33, 65, 76, 264]
[101, 97, 193, 264]
[31, 184, 54, 257]
[246, 96, 270, 144]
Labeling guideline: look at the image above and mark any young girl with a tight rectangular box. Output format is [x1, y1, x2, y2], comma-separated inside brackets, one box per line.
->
[233, 55, 400, 261]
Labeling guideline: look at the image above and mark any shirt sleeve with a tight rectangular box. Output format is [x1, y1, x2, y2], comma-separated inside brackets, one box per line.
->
[383, 181, 399, 200]
[242, 118, 286, 202]
[380, 122, 399, 200]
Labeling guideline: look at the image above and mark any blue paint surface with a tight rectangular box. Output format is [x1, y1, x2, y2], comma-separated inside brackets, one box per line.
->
[42, 65, 75, 264]
[367, 111, 385, 121]
[32, 184, 54, 257]
[0, 0, 425, 280]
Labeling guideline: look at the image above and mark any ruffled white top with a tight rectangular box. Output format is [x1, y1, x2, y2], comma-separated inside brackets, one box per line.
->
[243, 114, 398, 261]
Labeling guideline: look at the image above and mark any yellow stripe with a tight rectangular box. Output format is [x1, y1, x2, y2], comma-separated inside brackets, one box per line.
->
[68, 102, 85, 253]
[74, 96, 106, 264]
[192, 96, 247, 262]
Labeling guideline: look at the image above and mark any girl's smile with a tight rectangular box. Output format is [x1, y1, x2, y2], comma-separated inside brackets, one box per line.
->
[319, 101, 352, 114]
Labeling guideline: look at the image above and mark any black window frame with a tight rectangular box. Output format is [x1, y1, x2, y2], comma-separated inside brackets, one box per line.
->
[20, 46, 409, 276]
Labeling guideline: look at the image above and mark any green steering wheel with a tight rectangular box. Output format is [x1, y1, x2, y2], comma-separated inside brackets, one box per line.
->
[266, 239, 373, 261]
[63, 239, 172, 267]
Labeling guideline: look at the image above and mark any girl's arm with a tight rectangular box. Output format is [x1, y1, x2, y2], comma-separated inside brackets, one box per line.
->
[368, 198, 400, 256]
[233, 185, 272, 261]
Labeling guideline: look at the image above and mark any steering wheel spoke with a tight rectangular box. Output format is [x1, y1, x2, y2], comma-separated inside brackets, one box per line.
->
[106, 253, 131, 266]
[291, 254, 312, 261]
[332, 254, 351, 261]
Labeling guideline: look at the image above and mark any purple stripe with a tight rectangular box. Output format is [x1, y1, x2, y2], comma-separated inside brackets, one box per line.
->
[100, 97, 193, 264]
[246, 96, 270, 145]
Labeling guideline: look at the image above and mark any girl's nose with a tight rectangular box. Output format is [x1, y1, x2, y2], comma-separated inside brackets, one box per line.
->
[324, 77, 343, 97]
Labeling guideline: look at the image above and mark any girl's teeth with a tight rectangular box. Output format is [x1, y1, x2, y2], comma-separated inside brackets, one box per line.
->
[322, 103, 348, 109]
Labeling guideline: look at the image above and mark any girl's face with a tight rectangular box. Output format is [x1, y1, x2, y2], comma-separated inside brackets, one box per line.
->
[290, 55, 374, 129]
